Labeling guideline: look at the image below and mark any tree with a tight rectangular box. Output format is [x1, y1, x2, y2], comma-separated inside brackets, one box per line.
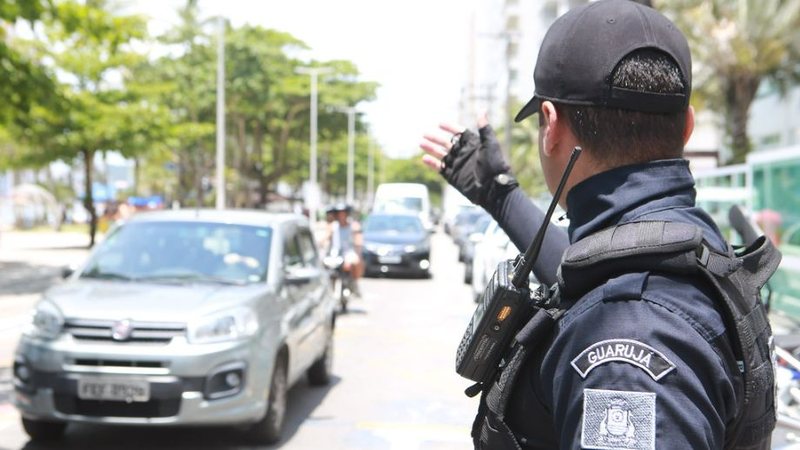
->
[658, 0, 800, 163]
[10, 0, 149, 246]
[495, 99, 549, 198]
[0, 0, 56, 126]
[136, 0, 216, 207]
[382, 154, 444, 207]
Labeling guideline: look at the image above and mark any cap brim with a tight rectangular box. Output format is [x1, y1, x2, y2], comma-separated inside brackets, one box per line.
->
[514, 96, 541, 122]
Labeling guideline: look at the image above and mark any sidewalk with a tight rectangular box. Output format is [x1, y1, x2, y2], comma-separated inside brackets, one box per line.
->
[0, 231, 91, 372]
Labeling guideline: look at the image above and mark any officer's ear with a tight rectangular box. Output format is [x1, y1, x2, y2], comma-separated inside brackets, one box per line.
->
[540, 101, 565, 158]
[683, 105, 695, 146]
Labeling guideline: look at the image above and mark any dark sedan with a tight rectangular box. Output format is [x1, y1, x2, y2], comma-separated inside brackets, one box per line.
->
[362, 213, 431, 278]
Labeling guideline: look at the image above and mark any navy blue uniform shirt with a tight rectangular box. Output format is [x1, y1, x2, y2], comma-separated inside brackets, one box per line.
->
[498, 159, 740, 449]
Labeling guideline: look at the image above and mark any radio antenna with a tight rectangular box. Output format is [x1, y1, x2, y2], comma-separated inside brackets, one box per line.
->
[511, 146, 581, 288]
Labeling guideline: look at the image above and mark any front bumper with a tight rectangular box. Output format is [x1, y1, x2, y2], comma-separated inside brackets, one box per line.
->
[363, 250, 431, 276]
[13, 335, 270, 426]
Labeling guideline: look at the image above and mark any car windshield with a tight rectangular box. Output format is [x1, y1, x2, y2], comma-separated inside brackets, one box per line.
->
[365, 215, 423, 234]
[80, 221, 272, 285]
[375, 197, 423, 213]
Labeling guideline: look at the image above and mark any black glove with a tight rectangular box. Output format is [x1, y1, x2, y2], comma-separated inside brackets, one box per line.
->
[441, 125, 518, 209]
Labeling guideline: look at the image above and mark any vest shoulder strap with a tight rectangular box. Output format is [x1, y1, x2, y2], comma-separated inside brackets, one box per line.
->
[557, 221, 704, 299]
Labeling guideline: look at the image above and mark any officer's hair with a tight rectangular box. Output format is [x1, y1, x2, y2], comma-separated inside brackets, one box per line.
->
[553, 49, 687, 166]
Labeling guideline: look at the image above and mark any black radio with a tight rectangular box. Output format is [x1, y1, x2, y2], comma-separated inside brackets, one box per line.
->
[455, 147, 582, 387]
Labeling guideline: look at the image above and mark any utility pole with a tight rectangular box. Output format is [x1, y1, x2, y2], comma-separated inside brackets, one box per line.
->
[296, 66, 333, 224]
[215, 16, 226, 210]
[478, 30, 517, 160]
[504, 33, 515, 159]
[332, 106, 359, 205]
[367, 141, 374, 208]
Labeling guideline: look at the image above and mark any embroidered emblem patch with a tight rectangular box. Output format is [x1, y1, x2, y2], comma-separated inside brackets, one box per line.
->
[570, 339, 676, 381]
[581, 388, 656, 450]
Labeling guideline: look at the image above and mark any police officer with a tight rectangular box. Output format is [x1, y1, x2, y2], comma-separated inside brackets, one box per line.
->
[421, 1, 775, 448]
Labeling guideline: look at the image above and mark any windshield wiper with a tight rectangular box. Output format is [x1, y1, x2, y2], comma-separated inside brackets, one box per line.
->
[81, 271, 135, 281]
[137, 272, 245, 286]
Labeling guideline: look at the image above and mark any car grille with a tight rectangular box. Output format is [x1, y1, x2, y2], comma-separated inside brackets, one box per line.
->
[64, 319, 186, 344]
[69, 359, 167, 369]
[54, 395, 181, 418]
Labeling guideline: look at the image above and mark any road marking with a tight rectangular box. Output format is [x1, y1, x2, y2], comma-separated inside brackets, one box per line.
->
[0, 315, 28, 334]
[356, 421, 471, 449]
[0, 403, 19, 432]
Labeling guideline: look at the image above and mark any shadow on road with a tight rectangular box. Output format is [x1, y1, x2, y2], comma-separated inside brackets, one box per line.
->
[6, 376, 340, 450]
[0, 262, 62, 296]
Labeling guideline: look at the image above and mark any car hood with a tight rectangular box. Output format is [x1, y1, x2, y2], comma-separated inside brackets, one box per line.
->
[364, 231, 427, 245]
[44, 279, 273, 322]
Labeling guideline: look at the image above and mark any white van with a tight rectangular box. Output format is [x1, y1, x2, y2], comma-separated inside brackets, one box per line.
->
[372, 183, 432, 229]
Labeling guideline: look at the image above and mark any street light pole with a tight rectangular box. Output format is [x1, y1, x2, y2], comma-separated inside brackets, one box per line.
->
[504, 34, 514, 160]
[345, 107, 356, 204]
[215, 16, 226, 210]
[332, 106, 358, 205]
[367, 141, 374, 208]
[296, 66, 332, 224]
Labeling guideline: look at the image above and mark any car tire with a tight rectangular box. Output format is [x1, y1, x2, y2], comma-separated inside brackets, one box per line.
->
[21, 417, 67, 442]
[247, 353, 288, 445]
[308, 328, 333, 386]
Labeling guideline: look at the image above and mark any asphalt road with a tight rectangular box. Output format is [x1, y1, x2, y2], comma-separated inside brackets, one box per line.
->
[0, 230, 479, 449]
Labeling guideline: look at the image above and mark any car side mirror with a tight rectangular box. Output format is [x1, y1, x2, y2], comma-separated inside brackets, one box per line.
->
[61, 265, 76, 279]
[468, 232, 484, 243]
[284, 266, 318, 285]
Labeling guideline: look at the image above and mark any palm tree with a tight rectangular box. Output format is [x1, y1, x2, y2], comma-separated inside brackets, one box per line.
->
[658, 0, 800, 163]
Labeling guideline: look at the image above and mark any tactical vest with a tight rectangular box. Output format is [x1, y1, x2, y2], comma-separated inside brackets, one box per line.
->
[472, 221, 782, 450]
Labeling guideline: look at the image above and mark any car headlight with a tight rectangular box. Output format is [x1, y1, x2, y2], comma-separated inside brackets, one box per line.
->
[28, 300, 64, 340]
[364, 243, 380, 253]
[405, 241, 429, 253]
[187, 307, 259, 344]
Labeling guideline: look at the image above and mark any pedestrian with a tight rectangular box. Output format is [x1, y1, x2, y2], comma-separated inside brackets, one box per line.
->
[420, 1, 779, 448]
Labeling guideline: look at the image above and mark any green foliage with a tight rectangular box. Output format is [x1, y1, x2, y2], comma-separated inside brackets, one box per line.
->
[381, 154, 444, 207]
[0, 0, 56, 126]
[494, 99, 548, 198]
[2, 0, 382, 225]
[657, 0, 800, 163]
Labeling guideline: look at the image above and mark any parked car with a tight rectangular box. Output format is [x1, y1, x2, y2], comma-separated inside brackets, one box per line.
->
[471, 221, 515, 301]
[13, 209, 337, 445]
[462, 215, 493, 284]
[451, 209, 490, 261]
[362, 213, 431, 278]
[372, 183, 433, 230]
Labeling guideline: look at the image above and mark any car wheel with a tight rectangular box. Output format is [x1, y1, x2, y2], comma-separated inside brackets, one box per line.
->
[21, 417, 67, 442]
[308, 327, 333, 386]
[247, 353, 288, 445]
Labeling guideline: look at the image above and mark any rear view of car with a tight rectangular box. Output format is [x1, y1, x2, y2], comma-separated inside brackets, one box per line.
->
[372, 183, 433, 230]
[362, 213, 431, 278]
[13, 210, 336, 445]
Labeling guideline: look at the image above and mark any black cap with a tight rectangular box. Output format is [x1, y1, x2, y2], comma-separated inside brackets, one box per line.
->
[515, 0, 692, 122]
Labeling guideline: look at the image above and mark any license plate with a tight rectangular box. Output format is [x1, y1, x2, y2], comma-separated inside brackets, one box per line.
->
[77, 377, 150, 402]
[378, 255, 402, 264]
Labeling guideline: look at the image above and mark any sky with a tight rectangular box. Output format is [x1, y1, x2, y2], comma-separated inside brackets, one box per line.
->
[126, 0, 478, 159]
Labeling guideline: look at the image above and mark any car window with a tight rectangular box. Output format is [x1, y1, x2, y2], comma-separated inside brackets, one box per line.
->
[80, 221, 272, 284]
[364, 215, 423, 233]
[283, 233, 304, 271]
[297, 229, 319, 267]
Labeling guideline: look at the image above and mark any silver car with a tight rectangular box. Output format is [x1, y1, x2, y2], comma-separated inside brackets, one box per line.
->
[13, 209, 336, 445]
